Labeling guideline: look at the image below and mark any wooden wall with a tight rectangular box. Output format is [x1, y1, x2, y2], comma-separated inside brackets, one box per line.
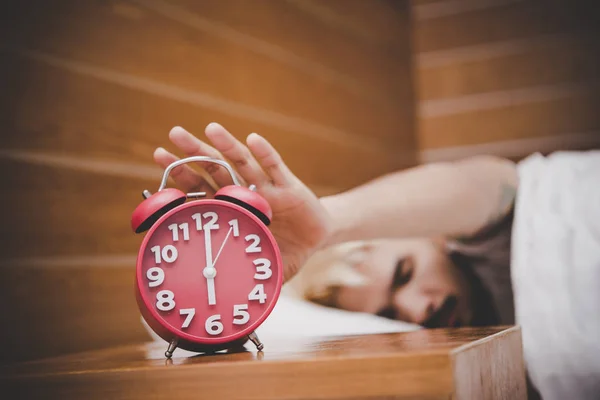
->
[410, 0, 600, 162]
[0, 0, 416, 363]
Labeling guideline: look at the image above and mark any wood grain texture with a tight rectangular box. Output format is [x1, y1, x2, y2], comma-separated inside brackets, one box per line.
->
[0, 0, 417, 188]
[415, 0, 599, 52]
[0, 0, 418, 366]
[417, 34, 600, 100]
[451, 327, 527, 399]
[420, 90, 600, 149]
[0, 159, 155, 258]
[2, 55, 407, 190]
[1, 0, 415, 148]
[411, 0, 600, 157]
[0, 326, 526, 400]
[0, 265, 151, 364]
[286, 0, 407, 47]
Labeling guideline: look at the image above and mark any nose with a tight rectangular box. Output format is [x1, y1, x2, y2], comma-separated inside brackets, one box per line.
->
[392, 287, 436, 325]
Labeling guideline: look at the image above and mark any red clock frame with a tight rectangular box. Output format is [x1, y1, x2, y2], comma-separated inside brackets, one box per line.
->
[135, 199, 283, 354]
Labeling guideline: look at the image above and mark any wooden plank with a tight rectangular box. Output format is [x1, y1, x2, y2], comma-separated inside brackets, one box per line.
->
[420, 131, 600, 163]
[0, 327, 526, 399]
[420, 92, 600, 149]
[414, 0, 599, 53]
[286, 0, 408, 47]
[161, 0, 407, 94]
[0, 159, 155, 258]
[0, 154, 347, 261]
[0, 265, 150, 364]
[1, 56, 411, 190]
[452, 327, 527, 399]
[417, 33, 600, 100]
[2, 0, 413, 146]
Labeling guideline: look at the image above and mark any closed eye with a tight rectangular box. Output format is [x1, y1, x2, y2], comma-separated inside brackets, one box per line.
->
[376, 258, 412, 320]
[392, 258, 412, 289]
[376, 306, 396, 320]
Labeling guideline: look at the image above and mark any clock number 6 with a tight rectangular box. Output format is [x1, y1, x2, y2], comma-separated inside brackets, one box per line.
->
[205, 314, 224, 335]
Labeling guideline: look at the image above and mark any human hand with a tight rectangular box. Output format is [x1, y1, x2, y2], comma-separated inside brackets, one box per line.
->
[153, 123, 332, 281]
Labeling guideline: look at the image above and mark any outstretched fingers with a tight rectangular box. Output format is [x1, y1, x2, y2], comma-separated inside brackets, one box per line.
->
[204, 123, 268, 187]
[246, 133, 294, 187]
[153, 147, 214, 193]
[168, 126, 236, 187]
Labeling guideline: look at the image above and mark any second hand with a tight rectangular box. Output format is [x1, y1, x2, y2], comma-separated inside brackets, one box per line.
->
[212, 226, 234, 267]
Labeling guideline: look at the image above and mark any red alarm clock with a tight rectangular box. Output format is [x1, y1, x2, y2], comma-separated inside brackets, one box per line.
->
[131, 156, 282, 358]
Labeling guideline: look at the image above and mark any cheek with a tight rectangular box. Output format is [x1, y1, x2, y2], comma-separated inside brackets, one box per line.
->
[413, 261, 460, 293]
[336, 285, 385, 314]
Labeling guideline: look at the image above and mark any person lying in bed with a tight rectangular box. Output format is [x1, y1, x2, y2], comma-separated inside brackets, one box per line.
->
[153, 123, 517, 330]
[153, 122, 599, 400]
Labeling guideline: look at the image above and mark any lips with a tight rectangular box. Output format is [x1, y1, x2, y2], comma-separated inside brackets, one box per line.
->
[423, 296, 460, 329]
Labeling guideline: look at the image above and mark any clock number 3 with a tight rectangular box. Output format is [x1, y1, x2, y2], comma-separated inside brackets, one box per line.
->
[253, 258, 272, 280]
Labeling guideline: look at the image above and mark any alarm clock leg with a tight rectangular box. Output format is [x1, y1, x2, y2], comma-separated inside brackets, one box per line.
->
[165, 338, 179, 359]
[248, 331, 264, 351]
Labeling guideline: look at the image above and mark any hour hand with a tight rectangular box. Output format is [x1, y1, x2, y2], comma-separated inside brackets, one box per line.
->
[203, 267, 217, 305]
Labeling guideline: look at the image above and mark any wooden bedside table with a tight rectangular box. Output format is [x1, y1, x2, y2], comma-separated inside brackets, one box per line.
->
[0, 326, 526, 399]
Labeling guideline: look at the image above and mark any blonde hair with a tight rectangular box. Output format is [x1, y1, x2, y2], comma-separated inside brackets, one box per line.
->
[282, 241, 371, 307]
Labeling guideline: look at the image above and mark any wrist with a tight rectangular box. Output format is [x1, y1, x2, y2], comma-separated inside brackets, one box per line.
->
[318, 194, 350, 249]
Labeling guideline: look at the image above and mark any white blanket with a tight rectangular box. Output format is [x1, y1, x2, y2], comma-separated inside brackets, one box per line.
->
[512, 150, 600, 399]
[142, 294, 419, 358]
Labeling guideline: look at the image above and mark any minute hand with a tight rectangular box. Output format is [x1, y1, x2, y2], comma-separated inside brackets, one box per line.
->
[203, 228, 217, 306]
[203, 227, 213, 269]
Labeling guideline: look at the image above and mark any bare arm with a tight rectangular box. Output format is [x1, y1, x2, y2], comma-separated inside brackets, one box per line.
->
[321, 155, 518, 247]
[153, 124, 517, 281]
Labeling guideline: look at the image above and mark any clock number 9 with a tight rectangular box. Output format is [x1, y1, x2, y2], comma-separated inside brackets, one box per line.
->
[253, 258, 272, 280]
[151, 245, 178, 264]
[156, 290, 175, 312]
[146, 267, 165, 287]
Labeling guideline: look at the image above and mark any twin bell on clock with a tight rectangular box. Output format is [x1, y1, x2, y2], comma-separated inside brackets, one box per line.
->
[130, 156, 283, 358]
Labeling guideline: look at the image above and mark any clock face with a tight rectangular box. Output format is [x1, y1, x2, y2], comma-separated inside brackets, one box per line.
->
[136, 200, 282, 345]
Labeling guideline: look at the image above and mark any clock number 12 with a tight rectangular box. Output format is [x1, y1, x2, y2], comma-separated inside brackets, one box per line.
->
[192, 212, 219, 231]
